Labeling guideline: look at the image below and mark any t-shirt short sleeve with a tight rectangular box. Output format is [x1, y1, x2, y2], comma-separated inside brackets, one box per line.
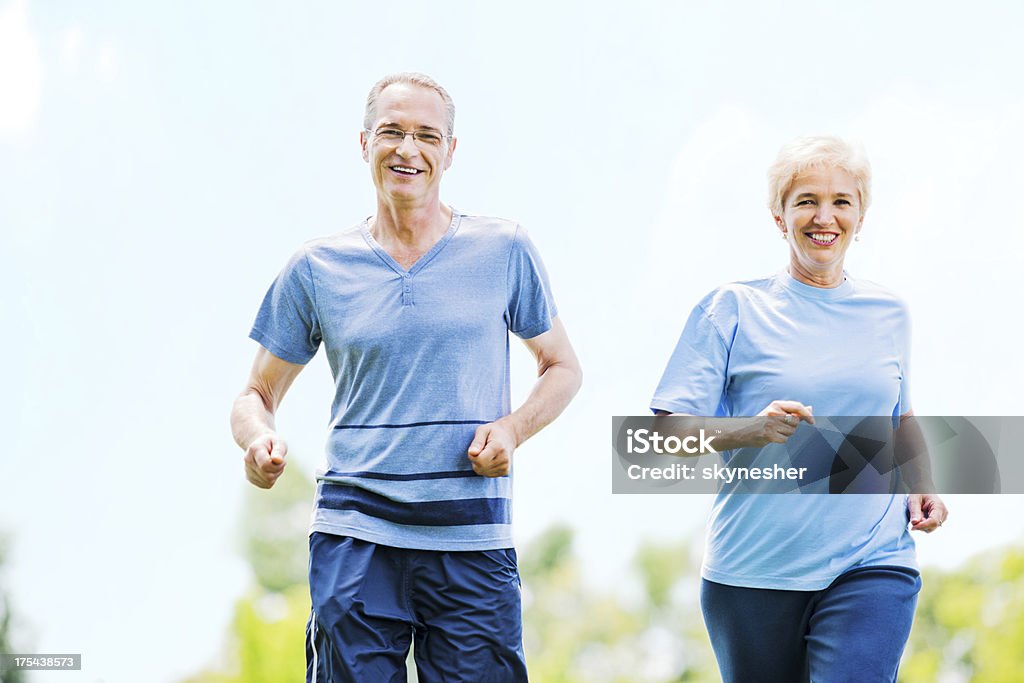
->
[650, 293, 733, 416]
[249, 247, 322, 364]
[505, 226, 557, 339]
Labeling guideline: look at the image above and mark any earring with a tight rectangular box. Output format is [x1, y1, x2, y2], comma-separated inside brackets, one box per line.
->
[854, 233, 861, 242]
[781, 231, 788, 240]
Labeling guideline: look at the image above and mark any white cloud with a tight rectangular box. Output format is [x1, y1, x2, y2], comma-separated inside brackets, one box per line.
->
[0, 0, 43, 139]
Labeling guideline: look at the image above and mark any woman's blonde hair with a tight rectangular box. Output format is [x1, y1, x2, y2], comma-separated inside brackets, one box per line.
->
[767, 136, 871, 217]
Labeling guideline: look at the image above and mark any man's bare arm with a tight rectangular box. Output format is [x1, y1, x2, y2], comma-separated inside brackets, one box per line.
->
[467, 317, 583, 477]
[230, 347, 306, 488]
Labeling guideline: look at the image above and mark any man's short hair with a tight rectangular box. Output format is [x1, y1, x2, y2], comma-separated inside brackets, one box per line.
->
[767, 135, 872, 217]
[364, 72, 456, 137]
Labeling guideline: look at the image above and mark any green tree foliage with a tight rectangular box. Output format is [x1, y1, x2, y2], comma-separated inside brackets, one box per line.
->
[181, 467, 314, 683]
[240, 464, 315, 593]
[902, 545, 1024, 683]
[181, 585, 311, 683]
[521, 526, 717, 682]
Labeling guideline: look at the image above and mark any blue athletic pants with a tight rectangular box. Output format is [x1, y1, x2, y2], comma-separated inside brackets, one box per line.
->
[701, 566, 921, 683]
[306, 532, 529, 683]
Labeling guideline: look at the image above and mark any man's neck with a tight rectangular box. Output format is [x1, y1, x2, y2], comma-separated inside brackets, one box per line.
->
[372, 198, 452, 252]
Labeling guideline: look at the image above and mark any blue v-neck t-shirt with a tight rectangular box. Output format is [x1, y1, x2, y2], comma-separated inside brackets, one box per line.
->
[651, 271, 917, 589]
[250, 211, 557, 550]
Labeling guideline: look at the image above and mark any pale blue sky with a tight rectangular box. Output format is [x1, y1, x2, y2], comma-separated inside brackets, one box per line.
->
[2, 1, 1023, 681]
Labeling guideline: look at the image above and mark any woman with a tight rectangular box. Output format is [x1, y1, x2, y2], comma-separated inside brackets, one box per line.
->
[651, 136, 948, 682]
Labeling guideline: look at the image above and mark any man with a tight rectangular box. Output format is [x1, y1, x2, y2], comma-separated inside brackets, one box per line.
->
[230, 72, 582, 682]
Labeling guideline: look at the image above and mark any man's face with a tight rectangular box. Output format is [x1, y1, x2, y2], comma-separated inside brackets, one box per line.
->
[361, 83, 456, 206]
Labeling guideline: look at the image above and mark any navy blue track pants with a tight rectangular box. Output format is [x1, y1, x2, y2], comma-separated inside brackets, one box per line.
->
[701, 566, 921, 683]
[306, 532, 529, 683]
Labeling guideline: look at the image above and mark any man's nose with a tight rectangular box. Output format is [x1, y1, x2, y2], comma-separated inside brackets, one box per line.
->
[396, 132, 419, 156]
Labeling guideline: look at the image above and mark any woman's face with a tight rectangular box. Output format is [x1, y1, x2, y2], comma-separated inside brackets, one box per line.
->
[775, 166, 864, 284]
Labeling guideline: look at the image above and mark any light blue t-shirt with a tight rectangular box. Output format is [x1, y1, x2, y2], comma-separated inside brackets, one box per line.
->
[250, 211, 556, 551]
[651, 271, 917, 589]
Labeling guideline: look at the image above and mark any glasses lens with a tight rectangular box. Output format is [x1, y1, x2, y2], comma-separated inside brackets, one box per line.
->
[375, 128, 406, 144]
[413, 131, 444, 146]
[373, 128, 445, 148]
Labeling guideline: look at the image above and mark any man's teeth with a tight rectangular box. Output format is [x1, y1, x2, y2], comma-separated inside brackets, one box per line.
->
[392, 166, 420, 174]
[807, 233, 838, 244]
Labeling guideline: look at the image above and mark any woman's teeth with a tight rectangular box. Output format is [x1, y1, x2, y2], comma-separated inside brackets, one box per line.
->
[807, 232, 838, 245]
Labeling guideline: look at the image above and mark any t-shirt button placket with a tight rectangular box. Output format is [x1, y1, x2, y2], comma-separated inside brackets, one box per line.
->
[402, 275, 413, 306]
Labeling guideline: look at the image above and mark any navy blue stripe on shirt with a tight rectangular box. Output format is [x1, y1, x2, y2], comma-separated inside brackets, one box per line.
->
[318, 484, 511, 527]
[321, 470, 478, 481]
[333, 420, 489, 430]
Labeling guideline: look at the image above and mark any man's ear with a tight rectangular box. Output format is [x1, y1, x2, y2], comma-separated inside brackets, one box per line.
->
[444, 137, 457, 170]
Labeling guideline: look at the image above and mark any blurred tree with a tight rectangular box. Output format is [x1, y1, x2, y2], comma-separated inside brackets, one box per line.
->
[520, 526, 717, 682]
[902, 545, 1024, 682]
[0, 533, 26, 683]
[240, 463, 315, 593]
[634, 541, 690, 611]
[181, 467, 314, 683]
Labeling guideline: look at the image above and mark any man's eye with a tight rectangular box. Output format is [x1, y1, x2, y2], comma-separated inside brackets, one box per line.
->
[416, 132, 443, 145]
[377, 129, 405, 139]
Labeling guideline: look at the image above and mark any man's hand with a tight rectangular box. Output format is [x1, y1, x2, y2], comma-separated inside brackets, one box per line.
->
[463, 318, 581, 478]
[467, 421, 518, 477]
[908, 493, 948, 533]
[244, 432, 289, 489]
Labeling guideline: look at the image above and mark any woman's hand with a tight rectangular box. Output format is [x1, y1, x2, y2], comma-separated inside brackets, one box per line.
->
[741, 400, 816, 446]
[908, 494, 948, 533]
[655, 400, 816, 450]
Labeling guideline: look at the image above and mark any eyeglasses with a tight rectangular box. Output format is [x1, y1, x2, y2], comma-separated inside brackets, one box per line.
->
[366, 127, 451, 148]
